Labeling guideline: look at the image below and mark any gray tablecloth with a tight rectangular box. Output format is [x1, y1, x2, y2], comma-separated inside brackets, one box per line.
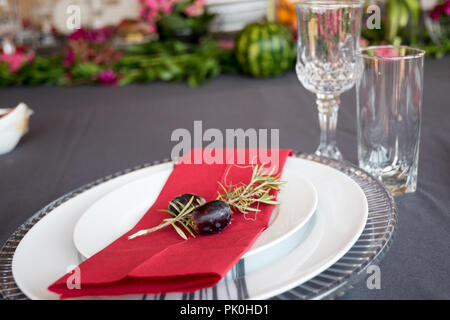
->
[1, 56, 449, 300]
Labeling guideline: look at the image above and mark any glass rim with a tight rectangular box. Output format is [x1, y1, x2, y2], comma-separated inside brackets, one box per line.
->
[295, 0, 364, 8]
[357, 45, 426, 61]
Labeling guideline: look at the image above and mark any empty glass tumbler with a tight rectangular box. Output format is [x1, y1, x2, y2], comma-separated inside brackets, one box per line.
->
[356, 46, 425, 195]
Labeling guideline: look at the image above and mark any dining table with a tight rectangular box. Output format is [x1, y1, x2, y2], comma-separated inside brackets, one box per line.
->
[0, 55, 449, 300]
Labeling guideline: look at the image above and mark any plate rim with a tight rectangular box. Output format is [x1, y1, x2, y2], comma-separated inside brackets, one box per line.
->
[0, 152, 397, 300]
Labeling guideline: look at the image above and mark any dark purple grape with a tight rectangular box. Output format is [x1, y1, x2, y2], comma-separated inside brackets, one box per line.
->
[191, 200, 232, 235]
[169, 193, 206, 214]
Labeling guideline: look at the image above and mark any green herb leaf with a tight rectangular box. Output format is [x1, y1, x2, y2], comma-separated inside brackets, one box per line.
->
[216, 163, 286, 216]
[172, 223, 188, 240]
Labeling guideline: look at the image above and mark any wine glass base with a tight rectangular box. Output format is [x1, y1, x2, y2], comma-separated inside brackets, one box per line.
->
[315, 146, 343, 161]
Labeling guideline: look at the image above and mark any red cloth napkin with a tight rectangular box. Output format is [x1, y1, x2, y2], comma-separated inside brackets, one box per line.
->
[48, 149, 292, 299]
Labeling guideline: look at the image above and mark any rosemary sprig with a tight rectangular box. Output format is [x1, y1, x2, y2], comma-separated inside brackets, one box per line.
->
[128, 163, 285, 240]
[217, 163, 285, 216]
[128, 196, 198, 240]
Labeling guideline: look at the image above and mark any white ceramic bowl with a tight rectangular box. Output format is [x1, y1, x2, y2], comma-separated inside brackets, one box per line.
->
[0, 103, 33, 155]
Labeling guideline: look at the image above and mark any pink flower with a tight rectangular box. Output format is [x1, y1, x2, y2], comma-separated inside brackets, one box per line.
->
[185, 3, 204, 17]
[374, 46, 400, 57]
[160, 2, 173, 14]
[146, 10, 157, 22]
[98, 70, 119, 85]
[27, 51, 35, 62]
[140, 0, 206, 31]
[147, 24, 157, 33]
[69, 27, 114, 44]
[184, 0, 205, 17]
[219, 39, 235, 50]
[360, 37, 369, 48]
[444, 0, 450, 15]
[430, 4, 444, 21]
[87, 27, 115, 44]
[69, 28, 89, 41]
[0, 49, 34, 72]
[144, 0, 158, 10]
[64, 47, 75, 68]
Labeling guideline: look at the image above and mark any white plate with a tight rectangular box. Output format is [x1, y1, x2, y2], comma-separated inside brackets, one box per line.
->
[207, 0, 267, 32]
[73, 167, 318, 263]
[12, 157, 368, 300]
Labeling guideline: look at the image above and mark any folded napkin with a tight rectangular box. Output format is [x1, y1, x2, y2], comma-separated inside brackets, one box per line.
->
[49, 149, 292, 299]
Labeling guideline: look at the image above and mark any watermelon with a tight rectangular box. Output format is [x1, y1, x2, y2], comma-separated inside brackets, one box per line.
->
[235, 22, 295, 78]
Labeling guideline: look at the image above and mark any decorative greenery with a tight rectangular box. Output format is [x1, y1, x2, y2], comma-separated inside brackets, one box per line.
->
[2, 0, 449, 87]
[423, 39, 450, 58]
[361, 0, 420, 46]
[157, 1, 215, 41]
[424, 0, 450, 57]
[117, 38, 237, 87]
[63, 27, 123, 84]
[0, 54, 67, 86]
[386, 0, 420, 45]
[0, 35, 237, 87]
[139, 0, 214, 40]
[361, 0, 450, 58]
[0, 0, 240, 88]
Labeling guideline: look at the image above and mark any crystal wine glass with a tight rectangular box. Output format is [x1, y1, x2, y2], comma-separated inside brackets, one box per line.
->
[34, 0, 57, 47]
[0, 0, 17, 54]
[90, 0, 105, 29]
[295, 0, 363, 160]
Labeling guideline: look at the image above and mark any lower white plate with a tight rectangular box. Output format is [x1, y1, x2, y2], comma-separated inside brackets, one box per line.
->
[12, 157, 368, 300]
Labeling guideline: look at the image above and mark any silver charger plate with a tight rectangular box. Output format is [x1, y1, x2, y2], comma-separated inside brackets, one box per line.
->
[0, 152, 397, 300]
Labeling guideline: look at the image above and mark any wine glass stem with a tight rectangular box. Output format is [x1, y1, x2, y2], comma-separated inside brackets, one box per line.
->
[315, 93, 343, 160]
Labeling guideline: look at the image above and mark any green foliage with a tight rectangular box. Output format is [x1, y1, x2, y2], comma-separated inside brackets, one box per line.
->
[70, 62, 102, 82]
[386, 0, 421, 45]
[0, 55, 67, 86]
[362, 0, 450, 58]
[117, 38, 237, 87]
[361, 23, 387, 44]
[156, 2, 216, 42]
[0, 37, 238, 87]
[361, 0, 420, 45]
[423, 39, 450, 58]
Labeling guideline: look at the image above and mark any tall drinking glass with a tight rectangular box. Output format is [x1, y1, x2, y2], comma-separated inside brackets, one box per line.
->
[295, 0, 363, 160]
[356, 46, 425, 195]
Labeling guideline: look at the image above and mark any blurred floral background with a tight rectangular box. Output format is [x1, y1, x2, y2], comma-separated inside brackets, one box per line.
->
[0, 0, 448, 87]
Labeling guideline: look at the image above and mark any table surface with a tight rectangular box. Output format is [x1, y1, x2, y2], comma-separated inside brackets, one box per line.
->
[1, 56, 449, 300]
